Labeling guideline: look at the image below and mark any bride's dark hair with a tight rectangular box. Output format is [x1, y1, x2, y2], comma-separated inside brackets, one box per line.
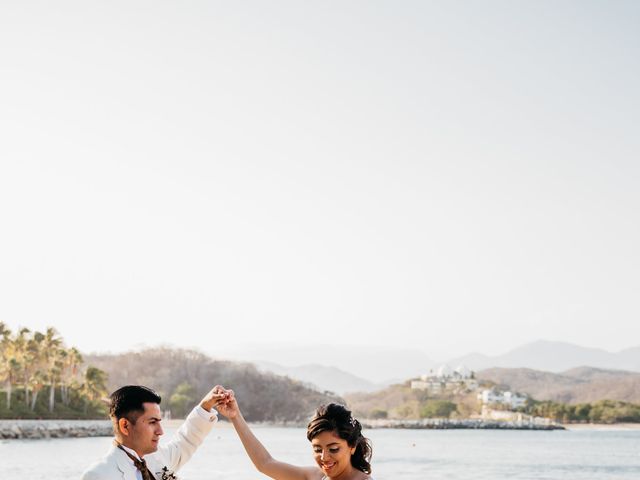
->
[306, 403, 372, 474]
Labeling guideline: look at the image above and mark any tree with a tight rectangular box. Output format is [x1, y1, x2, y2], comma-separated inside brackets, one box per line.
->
[169, 383, 196, 418]
[27, 331, 47, 411]
[82, 366, 109, 414]
[13, 328, 32, 408]
[0, 324, 111, 418]
[29, 370, 47, 411]
[60, 347, 83, 406]
[369, 408, 388, 419]
[420, 400, 457, 419]
[0, 323, 17, 410]
[36, 327, 63, 412]
[574, 403, 591, 422]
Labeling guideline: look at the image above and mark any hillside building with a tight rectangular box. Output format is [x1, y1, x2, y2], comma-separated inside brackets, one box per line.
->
[478, 389, 528, 409]
[411, 364, 479, 393]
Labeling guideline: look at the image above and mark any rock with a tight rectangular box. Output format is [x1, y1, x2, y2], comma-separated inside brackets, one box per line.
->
[360, 418, 565, 430]
[0, 420, 112, 439]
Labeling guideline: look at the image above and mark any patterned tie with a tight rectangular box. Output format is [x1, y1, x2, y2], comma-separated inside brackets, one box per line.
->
[115, 442, 155, 480]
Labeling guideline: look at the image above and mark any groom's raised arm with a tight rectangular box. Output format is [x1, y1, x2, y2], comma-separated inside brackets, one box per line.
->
[153, 386, 228, 471]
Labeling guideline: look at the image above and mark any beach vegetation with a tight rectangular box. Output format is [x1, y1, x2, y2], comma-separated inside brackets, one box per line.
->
[0, 322, 108, 419]
[420, 400, 457, 419]
[369, 408, 388, 419]
[346, 379, 640, 424]
[169, 382, 197, 418]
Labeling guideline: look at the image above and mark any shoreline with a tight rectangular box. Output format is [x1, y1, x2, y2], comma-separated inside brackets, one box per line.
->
[360, 418, 565, 430]
[562, 422, 640, 431]
[0, 419, 111, 439]
[3, 419, 640, 439]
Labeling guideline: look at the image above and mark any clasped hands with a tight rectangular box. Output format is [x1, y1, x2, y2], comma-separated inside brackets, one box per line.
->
[199, 385, 238, 418]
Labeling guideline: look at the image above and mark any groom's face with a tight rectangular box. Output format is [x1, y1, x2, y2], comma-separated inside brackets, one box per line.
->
[122, 402, 164, 457]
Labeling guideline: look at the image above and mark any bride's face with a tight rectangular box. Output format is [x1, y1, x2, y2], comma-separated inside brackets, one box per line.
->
[311, 430, 355, 479]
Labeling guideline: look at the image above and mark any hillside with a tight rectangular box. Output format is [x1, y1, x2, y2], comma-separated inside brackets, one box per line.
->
[344, 381, 480, 420]
[85, 348, 342, 422]
[344, 366, 640, 421]
[477, 366, 640, 404]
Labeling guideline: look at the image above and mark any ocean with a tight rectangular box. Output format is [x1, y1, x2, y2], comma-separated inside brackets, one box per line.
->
[1, 424, 639, 479]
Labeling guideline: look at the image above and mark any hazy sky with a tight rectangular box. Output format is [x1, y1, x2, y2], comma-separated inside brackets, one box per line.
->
[1, 1, 639, 362]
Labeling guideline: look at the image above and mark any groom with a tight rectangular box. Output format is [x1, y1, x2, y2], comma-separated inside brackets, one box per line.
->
[82, 384, 229, 480]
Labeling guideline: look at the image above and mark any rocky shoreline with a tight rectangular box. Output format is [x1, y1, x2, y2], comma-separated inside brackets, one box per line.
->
[361, 418, 565, 430]
[0, 419, 112, 439]
[0, 417, 565, 439]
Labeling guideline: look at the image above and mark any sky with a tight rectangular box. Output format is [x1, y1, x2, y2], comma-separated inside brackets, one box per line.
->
[1, 1, 639, 366]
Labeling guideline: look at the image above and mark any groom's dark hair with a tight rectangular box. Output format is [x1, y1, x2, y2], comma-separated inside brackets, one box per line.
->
[109, 385, 162, 425]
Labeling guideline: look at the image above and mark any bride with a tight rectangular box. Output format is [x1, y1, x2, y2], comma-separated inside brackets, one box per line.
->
[214, 387, 374, 480]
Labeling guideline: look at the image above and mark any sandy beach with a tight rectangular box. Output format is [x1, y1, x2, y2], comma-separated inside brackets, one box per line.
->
[562, 423, 640, 431]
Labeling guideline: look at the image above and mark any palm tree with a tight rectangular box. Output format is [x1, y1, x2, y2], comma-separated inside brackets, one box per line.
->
[82, 366, 108, 414]
[48, 348, 65, 412]
[12, 328, 31, 407]
[0, 322, 14, 409]
[29, 370, 47, 411]
[25, 330, 47, 410]
[1, 324, 107, 416]
[40, 327, 63, 412]
[5, 359, 19, 410]
[25, 330, 48, 409]
[60, 347, 83, 406]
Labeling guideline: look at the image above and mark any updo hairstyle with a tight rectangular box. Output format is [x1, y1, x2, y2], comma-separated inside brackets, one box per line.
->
[306, 403, 372, 474]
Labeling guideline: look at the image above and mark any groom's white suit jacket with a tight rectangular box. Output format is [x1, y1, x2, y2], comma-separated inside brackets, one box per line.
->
[82, 407, 217, 480]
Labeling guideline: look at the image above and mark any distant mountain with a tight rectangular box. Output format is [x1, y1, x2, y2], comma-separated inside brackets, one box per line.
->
[447, 340, 640, 373]
[617, 346, 640, 370]
[213, 343, 435, 384]
[477, 366, 640, 404]
[255, 361, 381, 395]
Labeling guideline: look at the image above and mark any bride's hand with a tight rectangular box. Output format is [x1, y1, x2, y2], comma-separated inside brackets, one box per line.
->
[214, 387, 240, 419]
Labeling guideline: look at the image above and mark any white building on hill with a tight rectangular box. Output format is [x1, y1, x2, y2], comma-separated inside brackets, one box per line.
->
[411, 364, 478, 392]
[478, 389, 528, 409]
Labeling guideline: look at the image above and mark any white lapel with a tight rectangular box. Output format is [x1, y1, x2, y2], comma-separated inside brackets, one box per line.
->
[145, 456, 163, 480]
[113, 445, 142, 480]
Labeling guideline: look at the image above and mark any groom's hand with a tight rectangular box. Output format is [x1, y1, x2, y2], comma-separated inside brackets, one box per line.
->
[213, 387, 239, 419]
[200, 385, 229, 412]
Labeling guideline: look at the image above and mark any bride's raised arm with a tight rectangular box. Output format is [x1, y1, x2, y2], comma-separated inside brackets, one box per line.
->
[215, 388, 321, 480]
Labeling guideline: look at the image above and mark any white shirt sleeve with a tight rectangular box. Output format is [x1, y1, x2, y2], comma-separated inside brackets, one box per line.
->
[195, 405, 219, 422]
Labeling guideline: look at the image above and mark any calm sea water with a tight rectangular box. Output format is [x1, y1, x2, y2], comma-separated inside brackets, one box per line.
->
[1, 425, 639, 479]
